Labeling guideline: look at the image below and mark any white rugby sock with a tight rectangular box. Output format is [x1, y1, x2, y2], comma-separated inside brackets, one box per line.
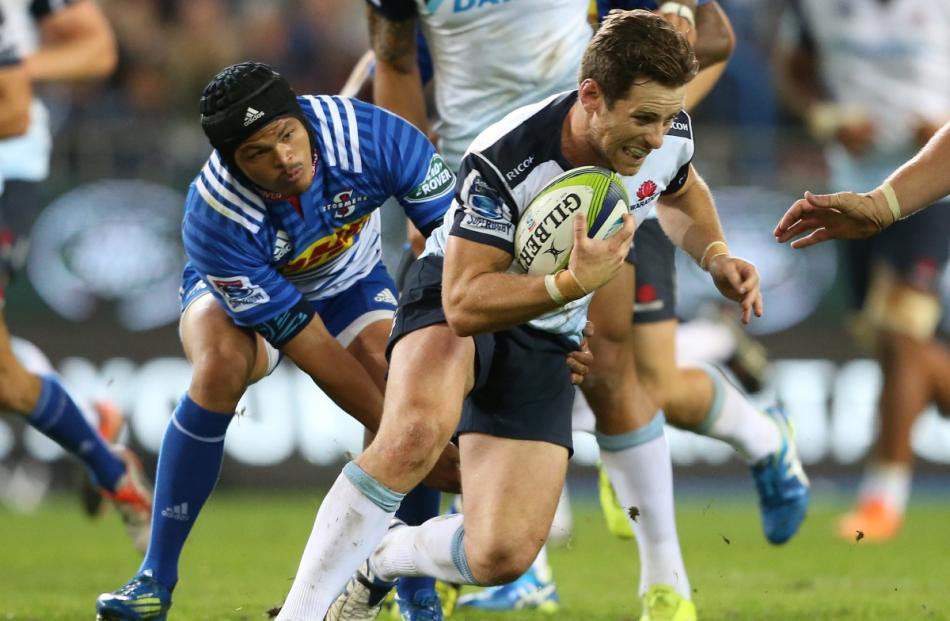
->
[858, 461, 911, 514]
[530, 542, 553, 582]
[692, 364, 780, 463]
[598, 414, 691, 600]
[276, 462, 404, 621]
[371, 513, 480, 585]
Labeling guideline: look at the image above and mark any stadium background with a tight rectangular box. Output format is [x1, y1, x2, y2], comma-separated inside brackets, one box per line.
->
[2, 0, 949, 496]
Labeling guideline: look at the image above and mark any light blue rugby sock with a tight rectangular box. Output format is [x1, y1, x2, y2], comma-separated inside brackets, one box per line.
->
[140, 394, 232, 589]
[25, 375, 125, 491]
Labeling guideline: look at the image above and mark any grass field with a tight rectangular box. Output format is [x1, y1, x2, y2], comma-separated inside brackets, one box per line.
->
[1, 488, 948, 620]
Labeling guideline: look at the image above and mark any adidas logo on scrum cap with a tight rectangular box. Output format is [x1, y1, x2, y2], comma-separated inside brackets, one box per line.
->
[243, 107, 265, 126]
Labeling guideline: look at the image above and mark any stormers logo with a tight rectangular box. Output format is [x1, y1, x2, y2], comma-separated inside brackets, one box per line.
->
[406, 154, 455, 203]
[280, 215, 370, 274]
[324, 190, 367, 218]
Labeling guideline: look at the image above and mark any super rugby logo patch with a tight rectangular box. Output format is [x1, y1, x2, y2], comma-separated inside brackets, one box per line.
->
[208, 275, 270, 313]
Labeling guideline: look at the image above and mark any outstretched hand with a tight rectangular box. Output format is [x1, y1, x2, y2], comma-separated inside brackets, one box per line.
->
[774, 190, 892, 248]
[707, 255, 763, 324]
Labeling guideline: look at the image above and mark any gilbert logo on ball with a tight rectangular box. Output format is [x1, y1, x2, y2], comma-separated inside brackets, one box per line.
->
[515, 166, 628, 275]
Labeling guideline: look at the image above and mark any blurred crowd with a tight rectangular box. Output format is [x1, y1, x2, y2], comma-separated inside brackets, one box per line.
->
[46, 0, 368, 188]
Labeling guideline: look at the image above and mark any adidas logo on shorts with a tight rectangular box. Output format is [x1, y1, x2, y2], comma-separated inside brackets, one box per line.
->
[374, 288, 397, 306]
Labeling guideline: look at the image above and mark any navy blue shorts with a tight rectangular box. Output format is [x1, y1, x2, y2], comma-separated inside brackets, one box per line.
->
[850, 201, 950, 300]
[628, 218, 677, 324]
[388, 255, 576, 454]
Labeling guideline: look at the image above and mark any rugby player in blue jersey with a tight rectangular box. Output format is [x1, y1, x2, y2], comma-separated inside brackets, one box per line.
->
[95, 61, 476, 621]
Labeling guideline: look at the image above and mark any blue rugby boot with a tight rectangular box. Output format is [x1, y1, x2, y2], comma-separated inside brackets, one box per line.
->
[96, 570, 172, 621]
[457, 565, 559, 613]
[751, 406, 810, 544]
[396, 588, 444, 621]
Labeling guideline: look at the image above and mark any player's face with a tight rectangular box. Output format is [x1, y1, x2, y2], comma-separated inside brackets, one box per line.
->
[583, 79, 685, 176]
[234, 117, 313, 195]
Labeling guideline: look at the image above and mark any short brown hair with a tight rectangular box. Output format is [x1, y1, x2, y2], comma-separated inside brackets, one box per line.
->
[580, 9, 698, 107]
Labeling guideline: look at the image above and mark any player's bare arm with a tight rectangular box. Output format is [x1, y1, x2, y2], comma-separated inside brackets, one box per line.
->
[442, 213, 634, 336]
[692, 2, 734, 68]
[27, 0, 117, 81]
[684, 2, 734, 110]
[774, 30, 874, 154]
[656, 165, 763, 322]
[279, 316, 386, 433]
[368, 5, 428, 132]
[775, 121, 950, 247]
[0, 61, 31, 138]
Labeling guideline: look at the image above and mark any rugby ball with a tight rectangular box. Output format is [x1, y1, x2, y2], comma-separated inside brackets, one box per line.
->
[514, 166, 629, 275]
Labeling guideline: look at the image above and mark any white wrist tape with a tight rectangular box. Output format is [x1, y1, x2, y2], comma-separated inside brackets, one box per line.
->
[658, 2, 695, 27]
[879, 182, 902, 223]
[545, 272, 568, 306]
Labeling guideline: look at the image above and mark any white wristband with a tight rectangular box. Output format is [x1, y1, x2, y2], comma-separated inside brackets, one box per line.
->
[545, 273, 568, 306]
[658, 1, 695, 27]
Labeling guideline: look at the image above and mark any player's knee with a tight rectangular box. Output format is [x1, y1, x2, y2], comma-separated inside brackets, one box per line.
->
[375, 417, 446, 475]
[467, 539, 537, 585]
[189, 344, 255, 403]
[640, 368, 673, 410]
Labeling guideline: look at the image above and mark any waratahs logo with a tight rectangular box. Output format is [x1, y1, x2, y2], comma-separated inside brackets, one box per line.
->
[637, 180, 657, 201]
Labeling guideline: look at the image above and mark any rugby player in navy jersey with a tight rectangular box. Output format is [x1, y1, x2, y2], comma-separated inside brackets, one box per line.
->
[363, 1, 805, 619]
[95, 61, 484, 621]
[274, 12, 765, 621]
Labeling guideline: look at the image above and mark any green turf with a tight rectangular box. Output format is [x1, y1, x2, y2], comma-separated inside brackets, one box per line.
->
[0, 490, 948, 620]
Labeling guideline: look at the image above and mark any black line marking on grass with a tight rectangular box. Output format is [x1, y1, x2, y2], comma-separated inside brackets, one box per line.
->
[721, 534, 731, 545]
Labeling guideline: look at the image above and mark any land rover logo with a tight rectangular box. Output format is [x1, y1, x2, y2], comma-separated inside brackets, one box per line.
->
[27, 180, 186, 331]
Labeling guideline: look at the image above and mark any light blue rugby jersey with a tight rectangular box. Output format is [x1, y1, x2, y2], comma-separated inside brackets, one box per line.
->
[182, 95, 454, 328]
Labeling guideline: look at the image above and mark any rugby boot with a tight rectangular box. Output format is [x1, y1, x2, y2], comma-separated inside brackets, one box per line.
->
[456, 565, 559, 613]
[396, 588, 444, 621]
[639, 585, 697, 621]
[435, 579, 461, 617]
[751, 407, 810, 544]
[96, 570, 172, 621]
[838, 497, 902, 542]
[103, 446, 153, 554]
[82, 400, 127, 517]
[326, 559, 397, 621]
[598, 462, 634, 539]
